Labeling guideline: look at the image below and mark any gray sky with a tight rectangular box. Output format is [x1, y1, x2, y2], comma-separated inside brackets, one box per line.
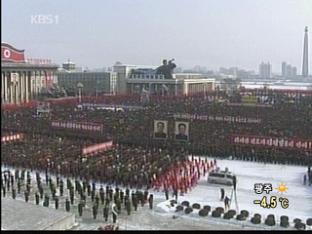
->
[2, 0, 311, 72]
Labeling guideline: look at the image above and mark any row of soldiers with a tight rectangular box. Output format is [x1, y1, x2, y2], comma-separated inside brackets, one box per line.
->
[88, 187, 154, 222]
[1, 168, 154, 223]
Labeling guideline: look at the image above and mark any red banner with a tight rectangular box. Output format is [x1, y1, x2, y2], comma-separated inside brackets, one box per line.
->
[1, 43, 25, 63]
[82, 141, 113, 155]
[173, 113, 261, 124]
[227, 103, 273, 108]
[51, 121, 103, 132]
[230, 135, 312, 151]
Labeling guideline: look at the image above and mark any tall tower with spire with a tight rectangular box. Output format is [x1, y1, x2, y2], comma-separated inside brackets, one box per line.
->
[302, 26, 309, 77]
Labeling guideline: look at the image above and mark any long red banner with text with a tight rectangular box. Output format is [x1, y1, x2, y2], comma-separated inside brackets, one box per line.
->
[230, 135, 312, 151]
[82, 141, 113, 155]
[51, 121, 103, 132]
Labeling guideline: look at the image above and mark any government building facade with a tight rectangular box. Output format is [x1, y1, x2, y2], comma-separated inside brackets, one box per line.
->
[126, 73, 215, 96]
[113, 62, 215, 96]
[1, 43, 58, 104]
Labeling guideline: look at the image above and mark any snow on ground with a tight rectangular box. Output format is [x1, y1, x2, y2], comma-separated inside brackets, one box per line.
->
[2, 157, 312, 230]
[154, 156, 312, 228]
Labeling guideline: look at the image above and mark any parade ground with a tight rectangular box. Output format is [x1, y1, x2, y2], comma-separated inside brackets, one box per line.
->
[2, 156, 311, 230]
[152, 156, 312, 230]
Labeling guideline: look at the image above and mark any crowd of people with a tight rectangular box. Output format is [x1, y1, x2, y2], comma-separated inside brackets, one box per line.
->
[1, 90, 311, 228]
[2, 90, 311, 169]
[2, 134, 196, 190]
[1, 134, 92, 172]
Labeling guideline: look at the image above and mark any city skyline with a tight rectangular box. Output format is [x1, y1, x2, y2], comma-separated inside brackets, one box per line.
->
[2, 0, 312, 73]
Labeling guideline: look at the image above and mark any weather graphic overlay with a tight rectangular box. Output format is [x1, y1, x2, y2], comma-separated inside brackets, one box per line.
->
[276, 183, 288, 194]
[253, 183, 289, 209]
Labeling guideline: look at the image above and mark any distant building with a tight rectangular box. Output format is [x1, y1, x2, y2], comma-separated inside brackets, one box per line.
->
[112, 61, 215, 96]
[217, 78, 241, 94]
[282, 62, 287, 77]
[292, 67, 297, 77]
[281, 62, 297, 78]
[57, 69, 117, 96]
[113, 62, 157, 94]
[1, 42, 58, 104]
[219, 67, 254, 79]
[286, 65, 292, 77]
[259, 62, 271, 79]
[62, 60, 76, 71]
[126, 71, 215, 96]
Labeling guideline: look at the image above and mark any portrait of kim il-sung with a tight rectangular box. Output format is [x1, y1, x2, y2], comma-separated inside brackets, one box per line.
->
[154, 120, 168, 139]
[175, 121, 189, 141]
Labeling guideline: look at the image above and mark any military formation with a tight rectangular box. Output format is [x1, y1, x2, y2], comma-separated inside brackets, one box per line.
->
[1, 168, 155, 223]
[2, 137, 189, 190]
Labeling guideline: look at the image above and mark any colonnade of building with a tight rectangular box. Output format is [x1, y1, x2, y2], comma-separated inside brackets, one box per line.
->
[1, 70, 56, 104]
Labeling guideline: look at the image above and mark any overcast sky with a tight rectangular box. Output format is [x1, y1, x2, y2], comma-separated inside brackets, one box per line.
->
[2, 0, 311, 72]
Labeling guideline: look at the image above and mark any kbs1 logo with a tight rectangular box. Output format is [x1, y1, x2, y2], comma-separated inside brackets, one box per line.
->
[30, 15, 59, 25]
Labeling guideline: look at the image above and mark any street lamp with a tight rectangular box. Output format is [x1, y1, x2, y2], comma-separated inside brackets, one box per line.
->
[77, 82, 84, 103]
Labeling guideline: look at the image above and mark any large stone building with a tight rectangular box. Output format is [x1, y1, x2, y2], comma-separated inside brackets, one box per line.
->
[1, 43, 58, 104]
[57, 61, 117, 95]
[113, 62, 157, 94]
[113, 62, 215, 96]
[127, 73, 215, 96]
